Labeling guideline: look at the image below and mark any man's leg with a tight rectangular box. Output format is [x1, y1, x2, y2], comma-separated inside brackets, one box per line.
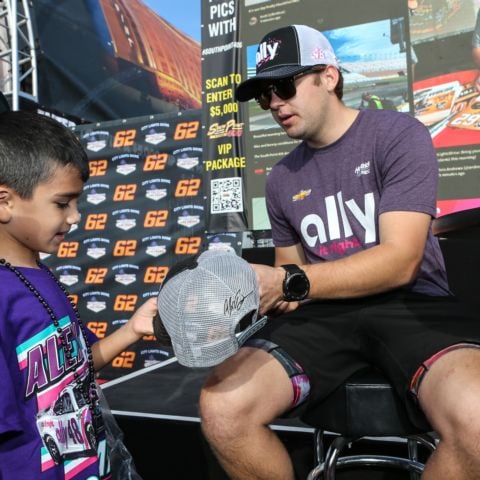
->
[199, 346, 295, 480]
[418, 348, 480, 479]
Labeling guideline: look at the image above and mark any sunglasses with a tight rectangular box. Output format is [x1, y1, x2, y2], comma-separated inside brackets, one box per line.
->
[254, 66, 326, 110]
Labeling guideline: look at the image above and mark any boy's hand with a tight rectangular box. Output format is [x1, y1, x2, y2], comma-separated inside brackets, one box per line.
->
[128, 297, 157, 337]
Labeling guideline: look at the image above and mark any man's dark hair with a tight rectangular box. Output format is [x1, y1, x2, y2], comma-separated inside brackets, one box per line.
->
[313, 66, 344, 100]
[334, 70, 344, 100]
[0, 110, 89, 198]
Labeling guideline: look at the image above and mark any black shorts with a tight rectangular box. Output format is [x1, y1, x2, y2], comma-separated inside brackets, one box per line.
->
[250, 290, 480, 428]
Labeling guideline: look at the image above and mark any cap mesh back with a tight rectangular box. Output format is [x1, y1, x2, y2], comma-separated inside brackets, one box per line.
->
[157, 249, 262, 367]
[295, 24, 339, 67]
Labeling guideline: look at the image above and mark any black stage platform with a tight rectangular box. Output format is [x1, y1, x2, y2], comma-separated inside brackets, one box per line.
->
[102, 359, 423, 479]
[102, 357, 312, 431]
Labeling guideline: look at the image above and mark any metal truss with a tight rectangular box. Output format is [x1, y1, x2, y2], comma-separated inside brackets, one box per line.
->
[0, 0, 37, 110]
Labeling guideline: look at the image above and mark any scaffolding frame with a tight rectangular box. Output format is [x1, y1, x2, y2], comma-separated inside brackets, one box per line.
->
[0, 0, 37, 110]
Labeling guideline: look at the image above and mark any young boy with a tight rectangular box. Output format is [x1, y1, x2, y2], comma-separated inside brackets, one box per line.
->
[0, 110, 157, 479]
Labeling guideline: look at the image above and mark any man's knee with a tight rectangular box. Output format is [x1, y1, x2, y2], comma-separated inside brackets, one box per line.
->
[419, 349, 480, 439]
[199, 383, 250, 444]
[199, 347, 295, 443]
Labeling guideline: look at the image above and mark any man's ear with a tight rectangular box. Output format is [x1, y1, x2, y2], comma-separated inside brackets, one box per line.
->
[323, 65, 339, 94]
[0, 185, 14, 223]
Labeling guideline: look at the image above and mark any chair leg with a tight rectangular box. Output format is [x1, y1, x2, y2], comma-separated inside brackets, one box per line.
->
[307, 433, 351, 480]
[323, 436, 351, 480]
[314, 429, 326, 466]
[407, 437, 421, 480]
[307, 429, 326, 480]
[407, 433, 437, 480]
[306, 432, 437, 480]
[410, 433, 437, 453]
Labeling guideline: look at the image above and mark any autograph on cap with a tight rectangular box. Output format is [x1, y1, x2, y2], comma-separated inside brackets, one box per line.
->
[224, 289, 255, 316]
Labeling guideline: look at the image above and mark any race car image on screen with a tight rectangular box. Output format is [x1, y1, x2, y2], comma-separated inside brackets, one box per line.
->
[413, 80, 462, 126]
[449, 94, 480, 131]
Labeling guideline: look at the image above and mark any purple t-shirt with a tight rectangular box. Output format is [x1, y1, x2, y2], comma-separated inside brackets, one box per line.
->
[266, 109, 449, 296]
[0, 266, 107, 479]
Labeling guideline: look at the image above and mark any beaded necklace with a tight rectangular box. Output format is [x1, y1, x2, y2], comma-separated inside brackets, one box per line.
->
[0, 258, 99, 430]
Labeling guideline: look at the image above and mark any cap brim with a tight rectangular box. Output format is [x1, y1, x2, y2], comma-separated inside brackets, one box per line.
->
[235, 65, 314, 102]
[153, 311, 172, 347]
[178, 336, 239, 368]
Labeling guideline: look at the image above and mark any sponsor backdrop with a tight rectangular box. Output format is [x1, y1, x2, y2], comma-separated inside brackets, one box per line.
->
[201, 0, 248, 233]
[43, 110, 210, 380]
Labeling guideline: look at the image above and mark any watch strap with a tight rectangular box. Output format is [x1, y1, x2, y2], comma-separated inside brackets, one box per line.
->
[281, 264, 303, 275]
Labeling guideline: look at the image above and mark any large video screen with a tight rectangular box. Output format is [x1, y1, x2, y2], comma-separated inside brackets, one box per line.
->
[32, 0, 201, 123]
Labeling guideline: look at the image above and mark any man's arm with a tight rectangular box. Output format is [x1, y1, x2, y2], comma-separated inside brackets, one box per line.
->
[252, 210, 431, 315]
[251, 243, 307, 315]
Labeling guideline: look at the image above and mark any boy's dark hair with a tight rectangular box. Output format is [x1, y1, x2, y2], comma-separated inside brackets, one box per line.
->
[0, 110, 89, 198]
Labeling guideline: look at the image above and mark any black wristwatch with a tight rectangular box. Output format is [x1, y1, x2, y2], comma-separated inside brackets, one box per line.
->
[281, 264, 310, 302]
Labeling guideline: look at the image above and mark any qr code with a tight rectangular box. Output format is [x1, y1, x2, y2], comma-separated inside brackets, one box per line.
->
[211, 177, 243, 213]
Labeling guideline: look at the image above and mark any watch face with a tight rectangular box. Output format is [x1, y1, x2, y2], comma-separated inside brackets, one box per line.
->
[288, 273, 308, 297]
[282, 264, 309, 301]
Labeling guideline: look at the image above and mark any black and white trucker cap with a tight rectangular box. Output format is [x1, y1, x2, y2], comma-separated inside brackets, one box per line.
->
[154, 249, 267, 368]
[236, 24, 339, 102]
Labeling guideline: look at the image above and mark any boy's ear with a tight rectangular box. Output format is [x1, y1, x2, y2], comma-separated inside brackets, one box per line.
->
[0, 185, 14, 223]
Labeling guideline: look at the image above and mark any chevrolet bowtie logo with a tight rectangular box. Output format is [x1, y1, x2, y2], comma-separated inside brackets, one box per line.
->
[292, 189, 311, 202]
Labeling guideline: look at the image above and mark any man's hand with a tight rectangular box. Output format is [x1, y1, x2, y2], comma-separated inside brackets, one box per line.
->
[251, 263, 299, 316]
